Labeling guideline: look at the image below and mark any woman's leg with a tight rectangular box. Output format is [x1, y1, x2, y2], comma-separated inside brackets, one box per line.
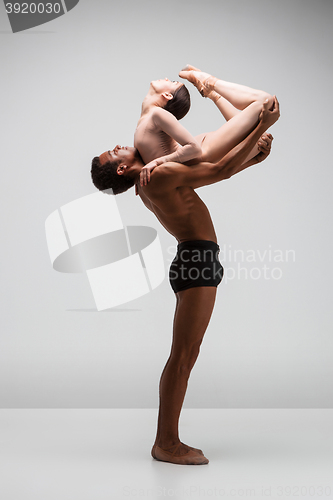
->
[180, 67, 274, 163]
[211, 94, 241, 121]
[200, 99, 273, 163]
[208, 95, 272, 163]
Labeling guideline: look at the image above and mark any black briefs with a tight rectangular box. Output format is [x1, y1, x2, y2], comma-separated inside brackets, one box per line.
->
[169, 240, 224, 293]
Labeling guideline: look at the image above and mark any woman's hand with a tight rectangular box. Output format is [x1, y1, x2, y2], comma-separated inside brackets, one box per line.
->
[254, 133, 273, 163]
[140, 160, 158, 186]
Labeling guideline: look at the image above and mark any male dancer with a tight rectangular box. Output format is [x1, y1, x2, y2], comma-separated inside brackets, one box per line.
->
[91, 97, 279, 465]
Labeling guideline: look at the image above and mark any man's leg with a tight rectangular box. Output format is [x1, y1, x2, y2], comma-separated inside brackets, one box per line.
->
[152, 286, 217, 465]
[180, 67, 274, 163]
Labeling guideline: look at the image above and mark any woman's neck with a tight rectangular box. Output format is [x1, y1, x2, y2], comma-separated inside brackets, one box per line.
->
[140, 92, 163, 117]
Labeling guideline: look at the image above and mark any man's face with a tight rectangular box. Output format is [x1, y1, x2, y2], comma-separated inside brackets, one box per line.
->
[150, 78, 183, 95]
[99, 145, 137, 166]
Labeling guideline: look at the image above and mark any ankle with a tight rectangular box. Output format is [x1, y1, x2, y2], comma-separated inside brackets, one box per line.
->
[155, 437, 180, 449]
[209, 90, 222, 104]
[204, 75, 218, 91]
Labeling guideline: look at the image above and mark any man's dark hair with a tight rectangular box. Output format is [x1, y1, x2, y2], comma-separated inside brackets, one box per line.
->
[164, 84, 191, 120]
[91, 157, 135, 194]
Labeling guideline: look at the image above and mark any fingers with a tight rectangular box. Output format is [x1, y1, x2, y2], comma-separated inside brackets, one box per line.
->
[258, 134, 272, 152]
[263, 98, 270, 109]
[259, 135, 268, 145]
[140, 168, 151, 187]
[273, 95, 280, 113]
[259, 133, 273, 146]
[140, 173, 147, 187]
[140, 171, 146, 187]
[258, 143, 269, 152]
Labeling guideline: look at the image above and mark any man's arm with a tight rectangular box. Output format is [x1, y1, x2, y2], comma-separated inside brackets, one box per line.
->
[226, 132, 274, 177]
[190, 97, 279, 187]
[145, 97, 279, 193]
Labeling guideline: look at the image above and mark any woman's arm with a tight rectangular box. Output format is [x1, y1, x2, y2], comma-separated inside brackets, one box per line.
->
[152, 107, 202, 163]
[140, 107, 202, 186]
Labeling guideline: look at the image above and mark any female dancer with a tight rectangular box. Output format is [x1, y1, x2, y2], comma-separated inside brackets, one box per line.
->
[135, 65, 275, 185]
[92, 66, 276, 192]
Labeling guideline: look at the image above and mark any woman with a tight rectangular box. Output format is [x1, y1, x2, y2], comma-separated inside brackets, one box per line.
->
[133, 77, 201, 179]
[135, 65, 276, 186]
[92, 66, 276, 191]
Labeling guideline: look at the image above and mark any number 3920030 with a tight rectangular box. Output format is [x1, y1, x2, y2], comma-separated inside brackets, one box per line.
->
[5, 3, 62, 14]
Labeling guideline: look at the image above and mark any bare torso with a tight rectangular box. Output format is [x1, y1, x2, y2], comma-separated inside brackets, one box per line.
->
[134, 108, 203, 166]
[137, 172, 217, 243]
[134, 112, 179, 164]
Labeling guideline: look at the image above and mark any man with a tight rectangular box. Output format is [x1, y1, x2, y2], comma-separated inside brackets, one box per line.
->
[91, 97, 280, 465]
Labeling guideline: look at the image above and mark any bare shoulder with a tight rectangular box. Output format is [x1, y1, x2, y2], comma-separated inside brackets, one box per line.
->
[145, 163, 185, 191]
[151, 106, 175, 124]
[139, 164, 181, 205]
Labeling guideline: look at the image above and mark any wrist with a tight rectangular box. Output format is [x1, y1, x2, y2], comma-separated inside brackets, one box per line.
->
[154, 158, 162, 167]
[259, 119, 267, 130]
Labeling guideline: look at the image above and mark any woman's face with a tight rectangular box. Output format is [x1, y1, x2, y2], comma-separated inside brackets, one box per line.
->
[150, 78, 183, 95]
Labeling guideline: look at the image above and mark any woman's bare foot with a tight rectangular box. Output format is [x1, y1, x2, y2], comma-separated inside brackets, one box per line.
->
[179, 65, 218, 98]
[151, 442, 209, 465]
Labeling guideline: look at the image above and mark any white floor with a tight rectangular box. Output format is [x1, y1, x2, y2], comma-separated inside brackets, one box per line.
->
[0, 409, 332, 500]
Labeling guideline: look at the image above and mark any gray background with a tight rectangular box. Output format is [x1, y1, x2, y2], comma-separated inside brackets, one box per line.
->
[1, 0, 332, 408]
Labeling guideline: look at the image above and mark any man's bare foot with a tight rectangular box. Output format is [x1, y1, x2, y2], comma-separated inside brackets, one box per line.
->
[183, 442, 204, 455]
[179, 65, 218, 98]
[153, 437, 204, 455]
[151, 442, 209, 465]
[153, 438, 204, 455]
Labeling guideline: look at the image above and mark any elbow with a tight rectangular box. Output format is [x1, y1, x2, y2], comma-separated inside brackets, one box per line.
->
[192, 141, 202, 159]
[222, 170, 231, 180]
[213, 164, 231, 180]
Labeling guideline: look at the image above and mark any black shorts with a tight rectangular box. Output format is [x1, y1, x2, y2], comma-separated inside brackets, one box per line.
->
[169, 240, 224, 293]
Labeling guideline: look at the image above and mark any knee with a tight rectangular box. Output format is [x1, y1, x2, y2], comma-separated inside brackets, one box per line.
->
[262, 93, 280, 122]
[258, 92, 275, 110]
[186, 347, 201, 372]
[172, 343, 201, 374]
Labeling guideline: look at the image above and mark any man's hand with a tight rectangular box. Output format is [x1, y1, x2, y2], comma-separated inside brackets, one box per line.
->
[259, 95, 280, 128]
[253, 132, 273, 164]
[140, 160, 158, 186]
